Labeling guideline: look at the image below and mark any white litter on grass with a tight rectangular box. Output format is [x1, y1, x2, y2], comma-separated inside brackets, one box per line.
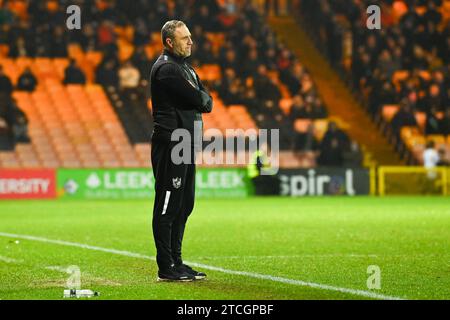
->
[0, 231, 405, 300]
[0, 252, 121, 287]
[45, 265, 122, 286]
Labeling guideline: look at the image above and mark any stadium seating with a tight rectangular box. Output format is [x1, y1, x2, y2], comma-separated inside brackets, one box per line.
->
[300, 0, 450, 165]
[0, 57, 148, 168]
[0, 0, 357, 169]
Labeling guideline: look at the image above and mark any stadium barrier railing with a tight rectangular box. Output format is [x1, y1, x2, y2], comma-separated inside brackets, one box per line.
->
[3, 166, 449, 199]
[378, 166, 449, 196]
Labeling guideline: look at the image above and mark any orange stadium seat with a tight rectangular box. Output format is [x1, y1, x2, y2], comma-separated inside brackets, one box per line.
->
[294, 119, 311, 133]
[392, 70, 409, 89]
[392, 1, 408, 22]
[415, 112, 426, 130]
[0, 58, 142, 168]
[0, 44, 9, 57]
[279, 98, 293, 115]
[442, 1, 450, 26]
[205, 33, 225, 54]
[313, 119, 329, 141]
[201, 64, 221, 81]
[382, 104, 400, 122]
[279, 151, 301, 168]
[400, 126, 420, 141]
[404, 135, 426, 150]
[118, 39, 134, 62]
[427, 134, 446, 147]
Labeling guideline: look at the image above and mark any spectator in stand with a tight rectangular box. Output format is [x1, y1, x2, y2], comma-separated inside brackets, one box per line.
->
[294, 122, 319, 153]
[3, 96, 30, 143]
[425, 106, 441, 135]
[76, 23, 97, 51]
[133, 17, 151, 47]
[192, 5, 219, 32]
[0, 3, 15, 25]
[300, 73, 315, 97]
[423, 140, 440, 182]
[242, 49, 260, 79]
[402, 89, 420, 111]
[0, 93, 9, 118]
[194, 41, 216, 65]
[437, 148, 449, 166]
[286, 62, 307, 95]
[219, 48, 239, 76]
[432, 71, 447, 103]
[311, 97, 328, 119]
[97, 20, 117, 49]
[421, 84, 445, 112]
[49, 25, 68, 57]
[118, 61, 141, 101]
[0, 0, 330, 156]
[442, 34, 450, 65]
[343, 140, 363, 167]
[289, 95, 308, 119]
[223, 77, 247, 106]
[216, 68, 235, 100]
[0, 65, 13, 95]
[190, 25, 208, 51]
[439, 108, 450, 136]
[391, 100, 418, 139]
[130, 46, 151, 79]
[369, 81, 397, 116]
[377, 49, 397, 79]
[95, 59, 119, 88]
[253, 64, 281, 111]
[318, 137, 344, 167]
[264, 0, 280, 16]
[276, 48, 292, 72]
[321, 121, 350, 151]
[33, 23, 52, 57]
[302, 0, 449, 150]
[263, 47, 278, 71]
[0, 24, 8, 44]
[63, 59, 86, 85]
[240, 85, 261, 118]
[41, 0, 65, 28]
[9, 36, 32, 57]
[16, 67, 37, 92]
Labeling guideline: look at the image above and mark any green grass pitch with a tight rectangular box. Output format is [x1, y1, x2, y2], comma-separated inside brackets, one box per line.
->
[0, 197, 449, 300]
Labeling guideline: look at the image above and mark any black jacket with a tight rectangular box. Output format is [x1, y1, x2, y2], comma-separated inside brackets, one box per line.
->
[150, 49, 212, 146]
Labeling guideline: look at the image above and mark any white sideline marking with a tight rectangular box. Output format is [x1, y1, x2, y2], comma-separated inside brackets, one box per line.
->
[193, 254, 380, 260]
[0, 255, 23, 264]
[45, 266, 69, 273]
[0, 232, 405, 300]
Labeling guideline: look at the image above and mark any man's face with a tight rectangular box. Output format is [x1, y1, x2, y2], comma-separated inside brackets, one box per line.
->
[169, 25, 193, 58]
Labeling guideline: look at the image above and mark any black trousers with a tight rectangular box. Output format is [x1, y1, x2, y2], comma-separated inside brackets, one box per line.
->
[151, 131, 195, 271]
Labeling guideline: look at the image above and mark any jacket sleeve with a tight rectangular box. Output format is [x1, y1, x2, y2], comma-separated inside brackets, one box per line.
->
[156, 63, 212, 112]
[195, 73, 213, 113]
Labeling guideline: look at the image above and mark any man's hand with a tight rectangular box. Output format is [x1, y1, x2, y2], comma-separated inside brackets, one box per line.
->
[198, 90, 213, 113]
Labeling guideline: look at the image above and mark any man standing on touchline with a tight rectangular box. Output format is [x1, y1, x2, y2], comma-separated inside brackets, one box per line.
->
[149, 20, 213, 282]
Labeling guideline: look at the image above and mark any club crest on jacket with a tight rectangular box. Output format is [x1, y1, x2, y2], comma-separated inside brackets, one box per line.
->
[172, 177, 182, 189]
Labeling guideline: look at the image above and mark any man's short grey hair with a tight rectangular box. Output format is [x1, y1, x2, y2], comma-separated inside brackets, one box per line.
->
[161, 20, 186, 47]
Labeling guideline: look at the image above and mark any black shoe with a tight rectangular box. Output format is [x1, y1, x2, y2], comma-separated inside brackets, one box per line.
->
[176, 264, 207, 280]
[157, 267, 195, 282]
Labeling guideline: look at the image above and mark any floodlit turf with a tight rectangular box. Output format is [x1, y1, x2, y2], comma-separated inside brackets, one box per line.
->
[0, 197, 449, 300]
